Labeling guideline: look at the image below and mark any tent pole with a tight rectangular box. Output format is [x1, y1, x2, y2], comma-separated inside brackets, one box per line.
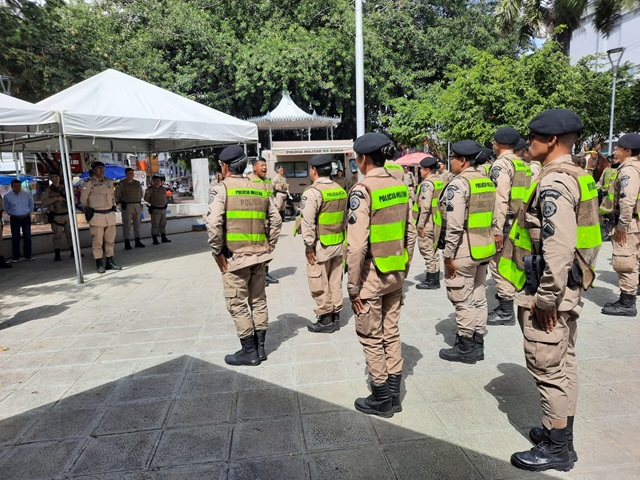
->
[58, 117, 84, 284]
[268, 125, 272, 150]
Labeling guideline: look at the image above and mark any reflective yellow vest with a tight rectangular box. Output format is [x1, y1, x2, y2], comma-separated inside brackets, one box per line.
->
[362, 177, 410, 273]
[308, 181, 347, 246]
[510, 158, 533, 213]
[412, 178, 444, 247]
[462, 171, 497, 260]
[498, 164, 602, 291]
[224, 176, 270, 254]
[600, 167, 615, 192]
[384, 160, 405, 181]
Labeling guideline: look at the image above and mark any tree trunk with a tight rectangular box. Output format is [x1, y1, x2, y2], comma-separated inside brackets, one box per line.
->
[554, 27, 573, 56]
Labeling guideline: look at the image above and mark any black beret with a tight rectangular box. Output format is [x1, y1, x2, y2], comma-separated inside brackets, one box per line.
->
[436, 158, 446, 165]
[219, 145, 246, 164]
[494, 127, 520, 146]
[309, 154, 334, 167]
[514, 138, 527, 151]
[529, 109, 583, 136]
[618, 133, 640, 150]
[419, 156, 437, 168]
[251, 156, 267, 164]
[91, 161, 105, 168]
[451, 140, 482, 158]
[476, 147, 494, 165]
[353, 132, 392, 155]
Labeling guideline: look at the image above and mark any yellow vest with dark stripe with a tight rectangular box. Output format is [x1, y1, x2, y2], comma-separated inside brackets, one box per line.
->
[509, 158, 533, 213]
[224, 176, 270, 254]
[248, 173, 274, 197]
[413, 178, 444, 233]
[361, 176, 410, 273]
[308, 181, 347, 246]
[499, 163, 602, 291]
[460, 170, 496, 261]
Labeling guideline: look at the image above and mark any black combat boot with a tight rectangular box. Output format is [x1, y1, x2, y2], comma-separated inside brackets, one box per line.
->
[387, 374, 402, 413]
[354, 382, 394, 418]
[416, 271, 440, 290]
[637, 284, 640, 296]
[331, 311, 341, 330]
[603, 292, 624, 308]
[529, 416, 578, 462]
[487, 297, 516, 325]
[254, 329, 267, 361]
[473, 330, 485, 361]
[265, 266, 279, 284]
[54, 249, 62, 261]
[439, 334, 479, 364]
[134, 237, 145, 248]
[96, 259, 106, 274]
[0, 256, 13, 268]
[124, 239, 132, 250]
[602, 292, 637, 316]
[161, 234, 172, 243]
[307, 313, 337, 333]
[152, 235, 160, 245]
[511, 427, 574, 472]
[224, 336, 261, 366]
[105, 257, 122, 270]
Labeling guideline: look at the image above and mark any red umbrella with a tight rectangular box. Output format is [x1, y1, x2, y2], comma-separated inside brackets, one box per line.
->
[396, 152, 433, 166]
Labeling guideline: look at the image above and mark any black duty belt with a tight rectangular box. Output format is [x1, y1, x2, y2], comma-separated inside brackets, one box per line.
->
[94, 209, 113, 214]
[151, 206, 167, 210]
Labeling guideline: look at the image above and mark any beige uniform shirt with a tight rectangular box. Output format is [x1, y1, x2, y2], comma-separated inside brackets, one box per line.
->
[42, 184, 69, 214]
[206, 176, 282, 272]
[300, 178, 344, 263]
[416, 178, 435, 228]
[334, 176, 351, 192]
[144, 186, 167, 207]
[489, 150, 518, 236]
[114, 179, 144, 203]
[614, 158, 640, 233]
[529, 161, 543, 182]
[346, 167, 417, 299]
[384, 161, 404, 181]
[441, 167, 486, 259]
[272, 173, 289, 193]
[80, 176, 116, 227]
[532, 155, 583, 312]
[403, 171, 416, 188]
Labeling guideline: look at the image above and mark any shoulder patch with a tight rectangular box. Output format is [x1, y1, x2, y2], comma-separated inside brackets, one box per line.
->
[621, 176, 630, 188]
[348, 212, 357, 225]
[351, 190, 365, 199]
[539, 189, 561, 200]
[542, 201, 557, 218]
[349, 194, 361, 211]
[541, 222, 555, 239]
[446, 203, 454, 212]
[446, 188, 455, 200]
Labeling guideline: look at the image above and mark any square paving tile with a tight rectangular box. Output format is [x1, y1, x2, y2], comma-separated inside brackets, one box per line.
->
[297, 381, 358, 413]
[0, 439, 83, 480]
[21, 406, 101, 442]
[142, 463, 225, 479]
[168, 393, 234, 427]
[97, 400, 172, 434]
[179, 371, 238, 397]
[229, 456, 307, 480]
[370, 403, 448, 443]
[236, 388, 298, 420]
[294, 360, 350, 385]
[230, 417, 303, 459]
[309, 446, 393, 480]
[150, 425, 230, 467]
[302, 411, 376, 451]
[116, 374, 183, 403]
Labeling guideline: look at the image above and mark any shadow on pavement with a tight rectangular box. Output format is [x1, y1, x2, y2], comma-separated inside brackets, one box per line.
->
[0, 301, 77, 331]
[595, 269, 618, 287]
[267, 266, 297, 281]
[0, 355, 554, 479]
[434, 313, 457, 347]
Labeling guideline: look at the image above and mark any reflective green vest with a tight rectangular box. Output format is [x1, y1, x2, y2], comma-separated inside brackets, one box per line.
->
[224, 177, 270, 254]
[510, 158, 533, 212]
[413, 178, 444, 228]
[600, 167, 615, 192]
[364, 180, 410, 273]
[464, 173, 497, 260]
[311, 182, 347, 246]
[499, 163, 602, 291]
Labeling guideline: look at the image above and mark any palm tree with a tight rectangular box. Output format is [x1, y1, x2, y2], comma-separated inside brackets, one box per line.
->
[496, 0, 639, 55]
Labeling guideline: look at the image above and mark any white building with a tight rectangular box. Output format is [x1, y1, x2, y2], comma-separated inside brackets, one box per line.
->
[570, 8, 640, 74]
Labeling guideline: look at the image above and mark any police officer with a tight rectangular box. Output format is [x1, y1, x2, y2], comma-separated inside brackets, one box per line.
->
[247, 157, 279, 284]
[436, 158, 454, 184]
[487, 127, 532, 326]
[403, 166, 417, 201]
[414, 156, 443, 290]
[272, 165, 289, 221]
[334, 168, 351, 191]
[144, 175, 171, 245]
[0, 195, 11, 268]
[301, 154, 347, 333]
[114, 167, 145, 250]
[601, 133, 640, 316]
[383, 156, 404, 181]
[347, 132, 416, 417]
[80, 161, 122, 274]
[499, 109, 601, 472]
[439, 140, 496, 363]
[41, 174, 73, 261]
[522, 140, 543, 181]
[207, 146, 282, 366]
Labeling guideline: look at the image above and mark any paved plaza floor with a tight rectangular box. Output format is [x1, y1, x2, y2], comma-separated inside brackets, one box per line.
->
[0, 223, 639, 479]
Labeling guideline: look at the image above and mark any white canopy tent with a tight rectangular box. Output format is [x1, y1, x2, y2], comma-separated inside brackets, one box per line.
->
[0, 69, 259, 284]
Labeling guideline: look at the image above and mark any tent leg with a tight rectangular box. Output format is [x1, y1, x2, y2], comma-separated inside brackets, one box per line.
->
[59, 132, 84, 284]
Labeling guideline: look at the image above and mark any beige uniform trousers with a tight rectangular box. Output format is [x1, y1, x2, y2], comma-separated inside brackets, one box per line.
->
[151, 209, 167, 236]
[274, 193, 287, 212]
[122, 203, 143, 239]
[51, 214, 72, 249]
[306, 255, 343, 315]
[612, 232, 640, 294]
[518, 305, 579, 430]
[355, 288, 403, 384]
[417, 225, 439, 273]
[91, 225, 116, 259]
[446, 257, 488, 337]
[222, 262, 269, 339]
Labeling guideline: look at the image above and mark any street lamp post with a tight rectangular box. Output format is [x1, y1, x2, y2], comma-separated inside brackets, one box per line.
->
[607, 47, 624, 156]
[355, 0, 365, 138]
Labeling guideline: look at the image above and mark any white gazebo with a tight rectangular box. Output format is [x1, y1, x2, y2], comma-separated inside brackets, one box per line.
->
[247, 91, 341, 148]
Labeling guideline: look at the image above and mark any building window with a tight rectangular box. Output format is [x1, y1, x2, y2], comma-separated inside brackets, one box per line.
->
[280, 162, 308, 178]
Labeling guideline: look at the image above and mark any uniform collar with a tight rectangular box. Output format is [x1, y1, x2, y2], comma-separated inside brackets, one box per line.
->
[365, 167, 390, 178]
[543, 154, 574, 168]
[314, 177, 332, 185]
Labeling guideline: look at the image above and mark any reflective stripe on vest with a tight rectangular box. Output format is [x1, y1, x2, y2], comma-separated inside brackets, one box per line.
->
[316, 185, 347, 246]
[224, 179, 270, 254]
[251, 176, 274, 196]
[510, 158, 532, 212]
[601, 168, 615, 191]
[412, 179, 444, 227]
[464, 175, 497, 261]
[368, 183, 409, 273]
[384, 162, 403, 171]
